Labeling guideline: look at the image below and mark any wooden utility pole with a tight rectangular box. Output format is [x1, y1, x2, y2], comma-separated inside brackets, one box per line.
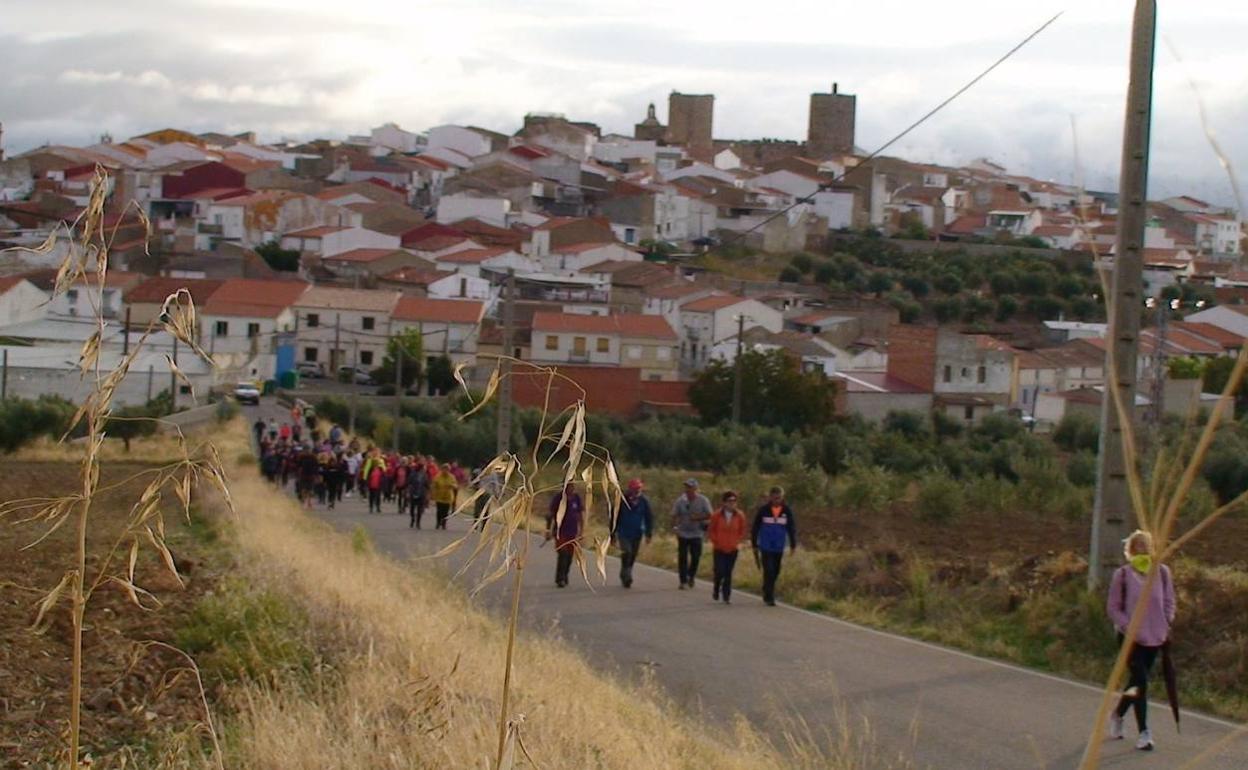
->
[1090, 0, 1156, 590]
[731, 314, 747, 423]
[496, 270, 516, 455]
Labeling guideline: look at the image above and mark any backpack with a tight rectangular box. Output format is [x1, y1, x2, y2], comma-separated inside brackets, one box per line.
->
[368, 466, 384, 490]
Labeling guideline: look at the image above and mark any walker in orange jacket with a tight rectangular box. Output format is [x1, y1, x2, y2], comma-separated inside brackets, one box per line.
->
[707, 507, 746, 552]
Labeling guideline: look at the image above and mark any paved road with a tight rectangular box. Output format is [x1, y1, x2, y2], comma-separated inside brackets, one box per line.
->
[244, 402, 1248, 769]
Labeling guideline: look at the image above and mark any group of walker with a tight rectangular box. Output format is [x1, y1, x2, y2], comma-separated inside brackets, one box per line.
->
[255, 409, 1176, 753]
[545, 477, 797, 605]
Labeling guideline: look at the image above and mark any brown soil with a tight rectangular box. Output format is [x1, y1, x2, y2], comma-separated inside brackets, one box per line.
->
[0, 461, 225, 768]
[801, 503, 1248, 570]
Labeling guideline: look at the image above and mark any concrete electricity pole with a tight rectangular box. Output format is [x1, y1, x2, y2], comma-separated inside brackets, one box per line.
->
[731, 314, 748, 423]
[393, 344, 403, 450]
[1090, 0, 1156, 590]
[496, 270, 516, 455]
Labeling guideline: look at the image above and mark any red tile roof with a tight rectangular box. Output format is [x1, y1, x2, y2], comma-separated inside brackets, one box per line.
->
[534, 216, 578, 231]
[203, 278, 308, 317]
[532, 311, 676, 340]
[552, 241, 627, 254]
[437, 247, 512, 264]
[124, 277, 224, 305]
[1172, 322, 1245, 350]
[323, 248, 408, 263]
[285, 225, 350, 238]
[382, 267, 454, 286]
[411, 234, 474, 253]
[0, 275, 32, 294]
[682, 294, 747, 313]
[400, 221, 467, 247]
[393, 297, 486, 324]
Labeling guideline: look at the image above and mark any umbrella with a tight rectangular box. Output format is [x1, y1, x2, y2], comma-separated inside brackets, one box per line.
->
[1161, 640, 1181, 733]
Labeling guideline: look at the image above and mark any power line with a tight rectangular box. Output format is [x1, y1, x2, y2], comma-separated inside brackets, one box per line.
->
[706, 11, 1065, 256]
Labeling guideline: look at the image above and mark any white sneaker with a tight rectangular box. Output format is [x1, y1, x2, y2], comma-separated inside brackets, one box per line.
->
[1108, 714, 1124, 740]
[1135, 729, 1154, 751]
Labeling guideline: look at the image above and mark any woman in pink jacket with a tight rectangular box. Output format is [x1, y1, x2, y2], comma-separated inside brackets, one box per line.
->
[1106, 530, 1175, 752]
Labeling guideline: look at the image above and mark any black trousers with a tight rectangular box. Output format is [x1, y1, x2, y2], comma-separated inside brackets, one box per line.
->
[677, 537, 702, 585]
[713, 550, 738, 600]
[436, 502, 451, 529]
[760, 550, 784, 604]
[1116, 636, 1161, 731]
[555, 546, 574, 585]
[409, 494, 426, 527]
[618, 537, 641, 585]
[325, 478, 340, 508]
[368, 488, 382, 513]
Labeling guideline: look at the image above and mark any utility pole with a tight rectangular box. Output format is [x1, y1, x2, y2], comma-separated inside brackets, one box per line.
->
[1150, 298, 1171, 426]
[334, 313, 341, 373]
[1090, 0, 1156, 590]
[1, 348, 7, 400]
[393, 344, 403, 450]
[146, 364, 154, 402]
[731, 313, 747, 423]
[169, 337, 179, 412]
[350, 339, 359, 436]
[495, 269, 516, 455]
[122, 307, 131, 357]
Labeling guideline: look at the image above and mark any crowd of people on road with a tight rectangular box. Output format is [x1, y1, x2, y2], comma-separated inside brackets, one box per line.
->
[250, 403, 1176, 753]
[252, 410, 472, 530]
[546, 477, 797, 606]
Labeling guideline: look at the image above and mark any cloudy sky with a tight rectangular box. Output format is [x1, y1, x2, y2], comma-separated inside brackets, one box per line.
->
[4, 0, 1246, 203]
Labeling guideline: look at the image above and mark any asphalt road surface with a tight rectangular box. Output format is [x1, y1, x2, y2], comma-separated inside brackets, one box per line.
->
[244, 402, 1248, 769]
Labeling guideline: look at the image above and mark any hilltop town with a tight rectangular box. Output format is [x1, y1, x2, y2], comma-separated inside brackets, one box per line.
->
[0, 86, 1245, 427]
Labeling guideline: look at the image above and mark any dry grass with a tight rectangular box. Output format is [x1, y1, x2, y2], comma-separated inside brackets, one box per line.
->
[178, 423, 909, 770]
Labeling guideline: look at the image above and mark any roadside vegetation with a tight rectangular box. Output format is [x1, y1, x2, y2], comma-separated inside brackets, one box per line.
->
[311, 391, 1248, 721]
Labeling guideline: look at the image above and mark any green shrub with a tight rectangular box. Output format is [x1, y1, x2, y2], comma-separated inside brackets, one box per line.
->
[0, 395, 78, 452]
[1066, 451, 1097, 487]
[916, 470, 963, 524]
[835, 463, 898, 514]
[1053, 414, 1100, 453]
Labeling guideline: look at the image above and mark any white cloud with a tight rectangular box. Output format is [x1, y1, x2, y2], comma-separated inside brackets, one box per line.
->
[4, 1, 1248, 202]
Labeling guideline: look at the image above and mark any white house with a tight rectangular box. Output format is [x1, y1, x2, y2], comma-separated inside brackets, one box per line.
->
[391, 297, 487, 366]
[676, 294, 784, 369]
[436, 194, 511, 227]
[200, 279, 308, 378]
[642, 282, 718, 331]
[433, 248, 540, 279]
[530, 311, 679, 380]
[592, 138, 658, 165]
[812, 189, 856, 230]
[425, 272, 494, 302]
[713, 147, 742, 171]
[747, 170, 821, 199]
[426, 125, 496, 159]
[0, 277, 48, 326]
[369, 122, 425, 154]
[546, 242, 641, 273]
[1185, 305, 1248, 339]
[292, 287, 400, 372]
[280, 226, 400, 258]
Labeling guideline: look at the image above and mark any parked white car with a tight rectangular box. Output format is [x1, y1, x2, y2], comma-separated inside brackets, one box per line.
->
[232, 381, 261, 405]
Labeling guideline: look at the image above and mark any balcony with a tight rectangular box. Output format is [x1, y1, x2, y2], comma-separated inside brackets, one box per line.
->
[569, 352, 590, 363]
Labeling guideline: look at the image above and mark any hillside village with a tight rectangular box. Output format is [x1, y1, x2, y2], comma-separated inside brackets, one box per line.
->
[0, 86, 1245, 429]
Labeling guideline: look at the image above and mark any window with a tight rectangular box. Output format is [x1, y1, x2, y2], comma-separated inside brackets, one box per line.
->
[977, 366, 986, 384]
[572, 336, 587, 354]
[215, 321, 229, 337]
[942, 365, 951, 383]
[964, 405, 974, 421]
[545, 335, 559, 351]
[362, 316, 375, 331]
[624, 227, 636, 244]
[657, 347, 671, 361]
[628, 345, 642, 360]
[459, 278, 468, 297]
[360, 350, 374, 366]
[247, 323, 260, 338]
[306, 313, 320, 328]
[67, 289, 79, 304]
[305, 347, 318, 362]
[596, 337, 609, 353]
[961, 367, 969, 378]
